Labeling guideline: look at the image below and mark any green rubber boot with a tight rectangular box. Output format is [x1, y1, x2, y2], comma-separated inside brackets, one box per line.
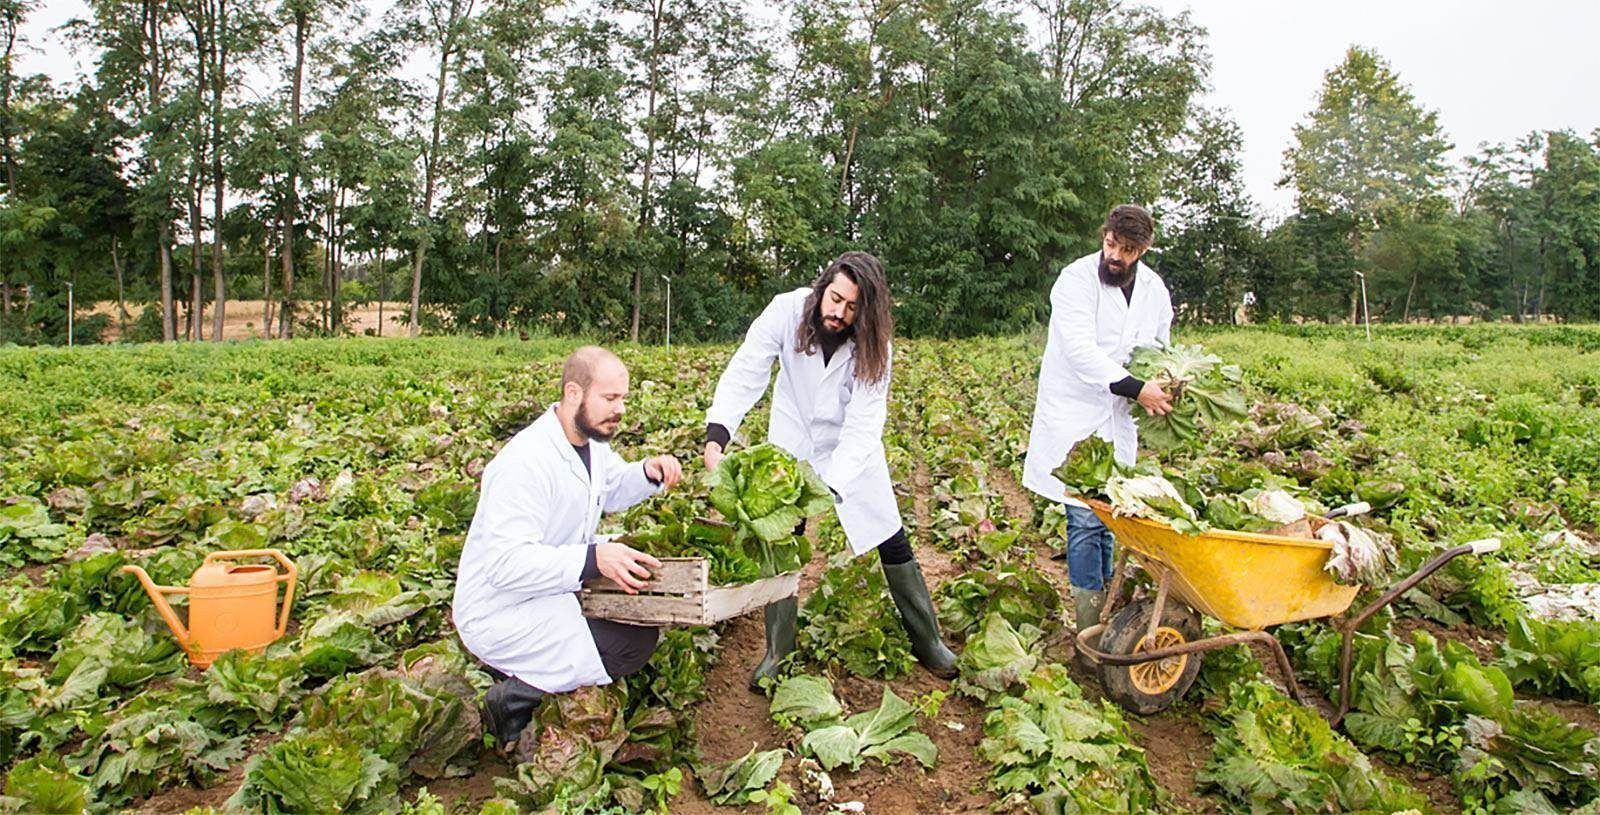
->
[1072, 587, 1106, 632]
[749, 596, 798, 691]
[882, 560, 959, 679]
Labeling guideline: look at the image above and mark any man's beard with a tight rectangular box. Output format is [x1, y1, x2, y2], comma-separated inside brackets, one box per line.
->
[576, 405, 620, 442]
[817, 312, 854, 340]
[1098, 254, 1136, 288]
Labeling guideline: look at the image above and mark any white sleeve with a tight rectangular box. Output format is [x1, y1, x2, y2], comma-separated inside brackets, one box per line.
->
[1157, 287, 1174, 346]
[822, 354, 889, 492]
[1050, 270, 1131, 387]
[599, 450, 661, 513]
[705, 295, 790, 439]
[478, 461, 589, 598]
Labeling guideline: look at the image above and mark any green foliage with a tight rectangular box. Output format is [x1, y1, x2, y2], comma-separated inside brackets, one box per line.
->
[1127, 343, 1248, 450]
[954, 613, 1042, 702]
[979, 663, 1163, 814]
[768, 676, 936, 773]
[935, 562, 1060, 640]
[798, 551, 916, 680]
[1199, 681, 1431, 814]
[619, 496, 760, 585]
[707, 443, 830, 576]
[0, 497, 72, 567]
[695, 747, 785, 806]
[1500, 615, 1600, 703]
[0, 754, 91, 815]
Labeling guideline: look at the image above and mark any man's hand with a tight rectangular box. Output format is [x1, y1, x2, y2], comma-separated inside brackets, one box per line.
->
[644, 455, 683, 490]
[703, 442, 725, 472]
[594, 541, 663, 594]
[1137, 379, 1174, 417]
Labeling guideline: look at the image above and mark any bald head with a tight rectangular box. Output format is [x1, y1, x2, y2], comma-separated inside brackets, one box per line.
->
[559, 346, 629, 442]
[561, 345, 625, 394]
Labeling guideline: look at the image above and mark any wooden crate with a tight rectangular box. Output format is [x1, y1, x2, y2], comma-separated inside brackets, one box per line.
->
[579, 557, 800, 626]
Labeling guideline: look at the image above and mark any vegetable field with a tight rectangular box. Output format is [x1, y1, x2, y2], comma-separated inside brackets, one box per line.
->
[3, 325, 1600, 814]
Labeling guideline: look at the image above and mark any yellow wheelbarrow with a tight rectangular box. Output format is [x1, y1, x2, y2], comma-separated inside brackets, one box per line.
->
[1071, 498, 1501, 719]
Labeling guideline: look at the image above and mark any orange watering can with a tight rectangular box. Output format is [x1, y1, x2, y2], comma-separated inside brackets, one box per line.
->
[121, 549, 298, 668]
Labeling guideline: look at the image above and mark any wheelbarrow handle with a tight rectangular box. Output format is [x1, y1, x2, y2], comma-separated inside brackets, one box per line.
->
[1325, 501, 1371, 519]
[1467, 537, 1501, 555]
[1331, 537, 1501, 727]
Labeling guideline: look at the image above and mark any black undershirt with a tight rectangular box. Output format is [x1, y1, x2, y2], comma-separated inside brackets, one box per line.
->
[1109, 266, 1142, 398]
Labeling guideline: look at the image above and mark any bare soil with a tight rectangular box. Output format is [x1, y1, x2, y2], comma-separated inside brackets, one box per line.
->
[88, 300, 415, 342]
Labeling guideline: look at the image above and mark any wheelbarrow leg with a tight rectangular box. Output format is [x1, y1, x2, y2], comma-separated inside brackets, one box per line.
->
[1101, 548, 1131, 621]
[1331, 540, 1501, 727]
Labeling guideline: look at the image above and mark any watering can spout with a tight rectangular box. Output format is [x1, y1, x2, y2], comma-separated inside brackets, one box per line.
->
[120, 565, 192, 650]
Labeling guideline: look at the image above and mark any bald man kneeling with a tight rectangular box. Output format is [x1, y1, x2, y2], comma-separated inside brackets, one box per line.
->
[452, 346, 684, 752]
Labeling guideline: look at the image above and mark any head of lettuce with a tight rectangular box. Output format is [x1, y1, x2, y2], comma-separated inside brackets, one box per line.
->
[708, 443, 834, 575]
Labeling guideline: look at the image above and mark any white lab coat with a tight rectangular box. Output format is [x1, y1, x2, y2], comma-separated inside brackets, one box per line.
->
[1022, 252, 1174, 507]
[707, 288, 899, 555]
[452, 406, 660, 693]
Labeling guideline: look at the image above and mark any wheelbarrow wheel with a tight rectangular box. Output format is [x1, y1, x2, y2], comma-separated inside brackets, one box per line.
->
[1098, 597, 1203, 715]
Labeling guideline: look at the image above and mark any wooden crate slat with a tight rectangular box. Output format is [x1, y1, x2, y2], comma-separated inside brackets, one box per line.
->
[578, 555, 800, 626]
[703, 571, 802, 624]
[580, 592, 708, 626]
[581, 556, 708, 595]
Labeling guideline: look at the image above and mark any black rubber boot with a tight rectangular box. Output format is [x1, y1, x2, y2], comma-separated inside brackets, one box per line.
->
[483, 676, 544, 754]
[749, 596, 798, 691]
[882, 560, 959, 679]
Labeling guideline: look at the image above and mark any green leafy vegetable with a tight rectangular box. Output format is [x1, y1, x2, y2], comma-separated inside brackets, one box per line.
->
[0, 497, 72, 567]
[695, 747, 786, 805]
[1127, 343, 1247, 450]
[1199, 681, 1430, 814]
[799, 551, 916, 680]
[708, 444, 831, 576]
[768, 679, 936, 773]
[979, 663, 1163, 813]
[954, 613, 1041, 702]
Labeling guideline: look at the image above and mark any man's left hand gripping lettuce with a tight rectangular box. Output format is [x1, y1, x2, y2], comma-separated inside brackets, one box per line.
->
[1128, 343, 1248, 451]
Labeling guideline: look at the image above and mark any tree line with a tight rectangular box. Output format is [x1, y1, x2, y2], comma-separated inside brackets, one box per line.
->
[0, 0, 1596, 346]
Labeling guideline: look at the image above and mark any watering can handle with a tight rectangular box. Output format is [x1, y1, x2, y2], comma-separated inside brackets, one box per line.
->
[202, 550, 299, 638]
[119, 565, 192, 648]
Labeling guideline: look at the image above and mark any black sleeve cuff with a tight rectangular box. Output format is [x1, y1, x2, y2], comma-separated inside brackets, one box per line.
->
[706, 423, 731, 450]
[582, 544, 600, 582]
[1109, 375, 1144, 399]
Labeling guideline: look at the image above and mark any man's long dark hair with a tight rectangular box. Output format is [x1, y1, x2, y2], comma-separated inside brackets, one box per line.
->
[796, 251, 892, 386]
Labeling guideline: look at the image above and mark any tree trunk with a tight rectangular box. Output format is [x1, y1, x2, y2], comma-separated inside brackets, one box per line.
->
[1536, 235, 1547, 319]
[631, 0, 664, 343]
[189, 174, 204, 340]
[280, 6, 307, 339]
[410, 0, 472, 337]
[188, 0, 206, 343]
[112, 236, 129, 337]
[332, 184, 345, 332]
[210, 0, 227, 341]
[1, 6, 19, 193]
[1402, 268, 1419, 322]
[321, 180, 332, 332]
[145, 0, 177, 341]
[262, 230, 273, 338]
[377, 248, 385, 337]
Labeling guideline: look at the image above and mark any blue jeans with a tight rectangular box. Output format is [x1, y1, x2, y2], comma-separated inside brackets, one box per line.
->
[1064, 505, 1115, 591]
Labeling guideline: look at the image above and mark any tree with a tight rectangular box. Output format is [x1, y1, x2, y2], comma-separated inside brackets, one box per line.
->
[1282, 46, 1451, 228]
[396, 0, 474, 337]
[1156, 106, 1260, 323]
[1281, 46, 1452, 322]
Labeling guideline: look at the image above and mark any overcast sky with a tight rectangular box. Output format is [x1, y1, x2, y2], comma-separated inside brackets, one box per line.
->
[19, 0, 1600, 218]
